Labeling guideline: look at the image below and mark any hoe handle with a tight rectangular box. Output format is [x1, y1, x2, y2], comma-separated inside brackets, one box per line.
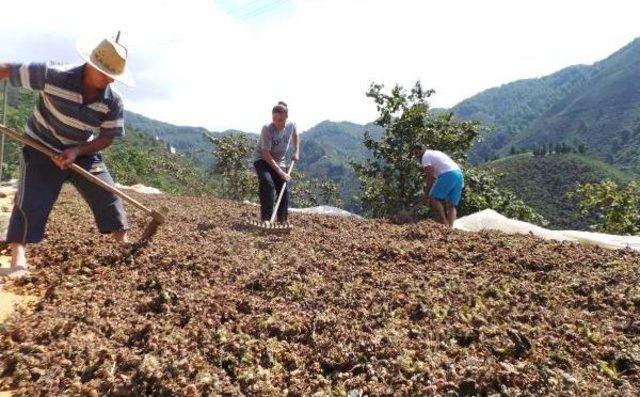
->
[270, 160, 295, 224]
[0, 124, 153, 214]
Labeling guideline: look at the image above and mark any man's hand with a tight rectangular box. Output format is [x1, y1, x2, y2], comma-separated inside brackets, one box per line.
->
[52, 147, 79, 170]
[279, 170, 291, 183]
[292, 152, 300, 162]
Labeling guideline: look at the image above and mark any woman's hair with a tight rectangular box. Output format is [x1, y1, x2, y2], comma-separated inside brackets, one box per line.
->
[272, 101, 288, 116]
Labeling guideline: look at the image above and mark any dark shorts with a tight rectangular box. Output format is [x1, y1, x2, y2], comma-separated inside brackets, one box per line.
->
[5, 146, 128, 244]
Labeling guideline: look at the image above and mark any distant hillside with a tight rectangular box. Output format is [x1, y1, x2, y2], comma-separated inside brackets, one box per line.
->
[454, 65, 594, 163]
[298, 121, 383, 211]
[482, 153, 631, 229]
[511, 39, 640, 169]
[124, 111, 216, 166]
[456, 37, 640, 166]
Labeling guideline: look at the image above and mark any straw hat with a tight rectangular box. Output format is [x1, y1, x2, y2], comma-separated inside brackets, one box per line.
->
[76, 32, 134, 86]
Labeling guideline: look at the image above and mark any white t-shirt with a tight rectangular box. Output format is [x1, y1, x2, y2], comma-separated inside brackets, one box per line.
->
[421, 150, 460, 177]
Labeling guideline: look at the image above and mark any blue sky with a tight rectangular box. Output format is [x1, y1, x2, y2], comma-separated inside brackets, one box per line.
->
[1, 0, 639, 132]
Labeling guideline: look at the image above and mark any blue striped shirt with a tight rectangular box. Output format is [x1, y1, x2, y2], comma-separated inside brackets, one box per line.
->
[7, 62, 125, 150]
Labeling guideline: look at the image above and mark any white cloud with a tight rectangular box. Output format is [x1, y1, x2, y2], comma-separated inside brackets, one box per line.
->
[2, 0, 639, 132]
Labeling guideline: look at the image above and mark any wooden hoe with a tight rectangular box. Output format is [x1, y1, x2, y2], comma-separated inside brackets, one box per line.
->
[0, 124, 168, 242]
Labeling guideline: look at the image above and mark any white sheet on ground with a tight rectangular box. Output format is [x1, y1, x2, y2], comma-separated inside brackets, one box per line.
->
[290, 205, 362, 218]
[114, 183, 163, 195]
[454, 209, 640, 252]
[242, 201, 361, 218]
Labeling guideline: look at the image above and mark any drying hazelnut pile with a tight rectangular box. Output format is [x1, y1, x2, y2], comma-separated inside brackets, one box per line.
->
[1, 189, 639, 396]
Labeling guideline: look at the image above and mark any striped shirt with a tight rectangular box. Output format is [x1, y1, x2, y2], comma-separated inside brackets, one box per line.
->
[7, 62, 125, 150]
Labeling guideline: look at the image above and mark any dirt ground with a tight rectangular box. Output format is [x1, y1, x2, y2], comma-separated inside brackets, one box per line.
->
[1, 188, 639, 396]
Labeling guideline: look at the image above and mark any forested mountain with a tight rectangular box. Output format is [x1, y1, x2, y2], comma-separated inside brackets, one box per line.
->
[453, 65, 594, 163]
[454, 38, 640, 166]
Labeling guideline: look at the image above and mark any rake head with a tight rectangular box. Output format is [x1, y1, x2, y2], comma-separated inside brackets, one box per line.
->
[244, 219, 293, 232]
[139, 206, 169, 242]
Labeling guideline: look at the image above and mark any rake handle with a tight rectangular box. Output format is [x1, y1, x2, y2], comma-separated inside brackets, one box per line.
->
[0, 124, 153, 214]
[270, 160, 295, 224]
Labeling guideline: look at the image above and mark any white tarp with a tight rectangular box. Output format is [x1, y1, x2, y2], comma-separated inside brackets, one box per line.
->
[242, 201, 362, 218]
[454, 209, 640, 252]
[114, 183, 163, 195]
[290, 205, 362, 218]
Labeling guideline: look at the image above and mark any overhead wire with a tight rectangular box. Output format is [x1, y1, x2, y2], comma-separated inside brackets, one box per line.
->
[234, 0, 289, 20]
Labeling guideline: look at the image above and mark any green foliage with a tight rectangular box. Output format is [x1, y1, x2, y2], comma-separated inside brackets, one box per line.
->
[458, 167, 547, 225]
[483, 153, 632, 229]
[104, 129, 218, 196]
[290, 170, 341, 208]
[353, 82, 544, 224]
[353, 82, 473, 218]
[205, 132, 256, 201]
[571, 180, 640, 235]
[0, 86, 38, 180]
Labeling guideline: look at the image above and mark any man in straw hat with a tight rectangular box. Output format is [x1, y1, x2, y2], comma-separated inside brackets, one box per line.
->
[0, 33, 134, 279]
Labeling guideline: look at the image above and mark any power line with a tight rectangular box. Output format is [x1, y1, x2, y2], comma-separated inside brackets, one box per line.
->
[129, 0, 291, 50]
[228, 0, 272, 14]
[236, 0, 289, 20]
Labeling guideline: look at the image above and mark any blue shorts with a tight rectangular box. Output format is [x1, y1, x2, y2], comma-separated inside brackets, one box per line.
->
[430, 169, 464, 206]
[6, 147, 128, 244]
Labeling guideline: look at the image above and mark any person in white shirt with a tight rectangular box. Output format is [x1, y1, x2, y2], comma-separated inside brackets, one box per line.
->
[412, 144, 465, 227]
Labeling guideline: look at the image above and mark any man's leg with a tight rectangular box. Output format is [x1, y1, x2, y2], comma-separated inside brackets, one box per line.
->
[430, 197, 447, 225]
[254, 160, 276, 221]
[70, 154, 128, 244]
[445, 170, 464, 228]
[445, 201, 457, 227]
[3, 148, 66, 278]
[1, 243, 27, 279]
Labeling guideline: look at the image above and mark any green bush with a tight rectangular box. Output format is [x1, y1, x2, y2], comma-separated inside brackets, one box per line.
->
[571, 180, 640, 235]
[353, 81, 545, 224]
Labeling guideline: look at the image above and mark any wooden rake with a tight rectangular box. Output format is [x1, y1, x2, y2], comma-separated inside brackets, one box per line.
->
[0, 124, 168, 242]
[245, 160, 295, 232]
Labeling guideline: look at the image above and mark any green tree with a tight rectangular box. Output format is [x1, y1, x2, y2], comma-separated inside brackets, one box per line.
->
[105, 129, 218, 196]
[353, 82, 545, 223]
[571, 180, 640, 235]
[206, 133, 256, 201]
[290, 170, 342, 208]
[459, 168, 547, 225]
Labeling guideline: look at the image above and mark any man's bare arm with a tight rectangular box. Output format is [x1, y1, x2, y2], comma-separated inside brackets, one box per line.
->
[0, 66, 9, 80]
[423, 166, 436, 195]
[53, 136, 115, 170]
